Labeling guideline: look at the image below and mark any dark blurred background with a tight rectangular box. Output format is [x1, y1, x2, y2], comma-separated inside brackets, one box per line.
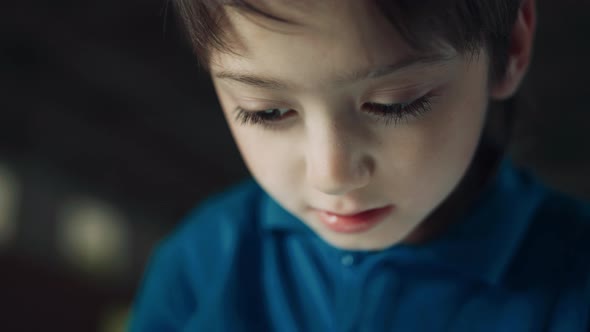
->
[1, 1, 589, 331]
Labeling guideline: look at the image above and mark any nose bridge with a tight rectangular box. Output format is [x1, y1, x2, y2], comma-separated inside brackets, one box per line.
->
[306, 114, 372, 195]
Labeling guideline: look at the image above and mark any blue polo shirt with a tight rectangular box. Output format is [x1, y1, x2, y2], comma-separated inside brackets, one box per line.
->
[129, 157, 590, 331]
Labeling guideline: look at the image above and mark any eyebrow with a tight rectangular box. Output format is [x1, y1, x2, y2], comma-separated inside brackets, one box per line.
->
[214, 53, 456, 90]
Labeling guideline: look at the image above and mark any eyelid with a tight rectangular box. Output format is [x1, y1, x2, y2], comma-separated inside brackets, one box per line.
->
[363, 90, 429, 109]
[363, 80, 445, 102]
[235, 97, 297, 112]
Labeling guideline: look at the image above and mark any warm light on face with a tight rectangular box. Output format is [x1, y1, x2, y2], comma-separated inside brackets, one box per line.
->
[211, 1, 491, 250]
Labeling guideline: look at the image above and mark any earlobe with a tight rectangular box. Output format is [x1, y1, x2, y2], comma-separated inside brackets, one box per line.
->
[490, 0, 536, 100]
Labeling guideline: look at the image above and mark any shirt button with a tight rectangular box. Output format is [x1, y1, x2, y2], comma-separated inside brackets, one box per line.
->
[341, 254, 355, 266]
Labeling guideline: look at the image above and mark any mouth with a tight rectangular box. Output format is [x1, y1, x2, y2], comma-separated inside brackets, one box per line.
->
[313, 205, 394, 233]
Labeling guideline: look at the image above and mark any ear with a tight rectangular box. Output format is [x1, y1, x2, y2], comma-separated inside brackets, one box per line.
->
[490, 0, 536, 100]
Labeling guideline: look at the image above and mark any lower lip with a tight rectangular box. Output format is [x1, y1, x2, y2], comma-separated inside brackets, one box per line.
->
[315, 205, 394, 233]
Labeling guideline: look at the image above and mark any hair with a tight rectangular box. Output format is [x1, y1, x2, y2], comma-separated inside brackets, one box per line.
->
[172, 0, 525, 150]
[173, 0, 522, 83]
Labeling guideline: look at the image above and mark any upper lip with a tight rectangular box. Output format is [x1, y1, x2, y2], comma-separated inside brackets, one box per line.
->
[313, 205, 391, 217]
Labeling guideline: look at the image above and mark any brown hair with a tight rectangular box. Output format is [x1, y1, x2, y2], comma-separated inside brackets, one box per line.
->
[173, 0, 521, 84]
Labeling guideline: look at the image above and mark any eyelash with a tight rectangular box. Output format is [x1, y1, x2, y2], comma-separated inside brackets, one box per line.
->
[233, 94, 435, 129]
[364, 94, 434, 126]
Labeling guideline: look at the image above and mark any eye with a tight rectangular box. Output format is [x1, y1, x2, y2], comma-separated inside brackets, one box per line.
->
[234, 107, 294, 129]
[362, 94, 434, 126]
[233, 93, 435, 129]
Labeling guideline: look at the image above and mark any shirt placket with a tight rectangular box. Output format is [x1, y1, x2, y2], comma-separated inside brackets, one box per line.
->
[334, 252, 365, 332]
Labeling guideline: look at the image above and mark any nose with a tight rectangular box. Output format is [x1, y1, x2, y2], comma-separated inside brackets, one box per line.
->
[306, 120, 373, 196]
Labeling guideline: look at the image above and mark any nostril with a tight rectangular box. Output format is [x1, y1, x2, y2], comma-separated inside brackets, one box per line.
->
[308, 161, 372, 196]
[305, 131, 373, 195]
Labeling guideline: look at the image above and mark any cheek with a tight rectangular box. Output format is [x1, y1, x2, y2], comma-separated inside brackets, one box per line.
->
[214, 85, 303, 194]
[228, 124, 303, 194]
[424, 62, 489, 164]
[379, 71, 489, 210]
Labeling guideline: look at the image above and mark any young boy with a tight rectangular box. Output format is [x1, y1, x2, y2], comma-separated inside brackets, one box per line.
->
[130, 0, 590, 330]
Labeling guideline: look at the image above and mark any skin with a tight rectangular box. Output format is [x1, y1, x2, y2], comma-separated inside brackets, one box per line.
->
[208, 0, 535, 250]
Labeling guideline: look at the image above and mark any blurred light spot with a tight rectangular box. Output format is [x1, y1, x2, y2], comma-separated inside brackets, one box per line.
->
[56, 196, 129, 278]
[0, 163, 21, 247]
[100, 304, 130, 332]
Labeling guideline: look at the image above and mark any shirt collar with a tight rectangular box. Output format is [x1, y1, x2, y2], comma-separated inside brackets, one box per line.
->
[259, 156, 546, 285]
[398, 156, 546, 285]
[260, 190, 313, 234]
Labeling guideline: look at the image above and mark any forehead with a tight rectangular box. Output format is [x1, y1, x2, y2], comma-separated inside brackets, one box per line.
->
[212, 1, 453, 91]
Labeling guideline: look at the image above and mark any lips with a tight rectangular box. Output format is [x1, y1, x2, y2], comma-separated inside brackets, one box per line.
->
[314, 205, 394, 233]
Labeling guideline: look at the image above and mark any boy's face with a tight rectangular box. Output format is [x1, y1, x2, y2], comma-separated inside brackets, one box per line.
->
[210, 1, 491, 250]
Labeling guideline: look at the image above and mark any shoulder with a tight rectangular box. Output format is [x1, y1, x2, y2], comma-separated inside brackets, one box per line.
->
[161, 176, 266, 278]
[157, 177, 266, 272]
[530, 187, 590, 255]
[173, 177, 265, 242]
[508, 182, 590, 297]
[184, 177, 264, 226]
[129, 178, 265, 331]
[496, 160, 590, 273]
[536, 189, 590, 278]
[530, 188, 590, 316]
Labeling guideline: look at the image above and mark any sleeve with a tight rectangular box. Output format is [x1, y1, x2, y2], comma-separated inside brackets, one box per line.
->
[128, 238, 197, 332]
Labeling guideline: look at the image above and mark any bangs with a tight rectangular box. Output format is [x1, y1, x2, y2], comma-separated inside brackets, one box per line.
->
[173, 0, 520, 82]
